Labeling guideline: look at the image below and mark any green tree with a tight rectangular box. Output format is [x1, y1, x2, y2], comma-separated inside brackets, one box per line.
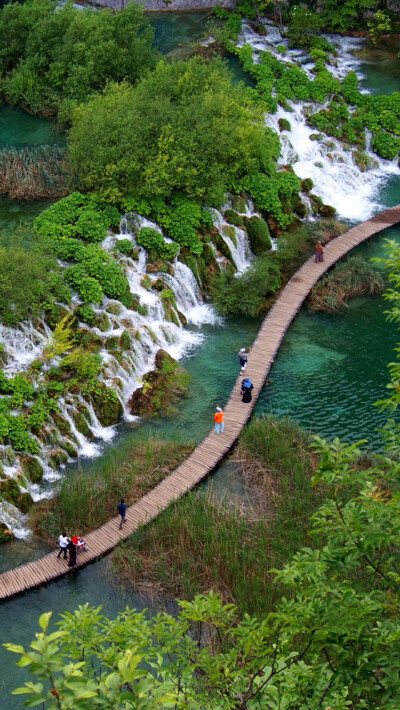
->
[0, 0, 157, 116]
[67, 57, 271, 205]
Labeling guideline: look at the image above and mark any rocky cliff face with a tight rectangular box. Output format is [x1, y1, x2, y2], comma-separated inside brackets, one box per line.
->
[82, 0, 235, 10]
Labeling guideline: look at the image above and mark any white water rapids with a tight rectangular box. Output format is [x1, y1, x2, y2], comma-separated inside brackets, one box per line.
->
[238, 20, 398, 221]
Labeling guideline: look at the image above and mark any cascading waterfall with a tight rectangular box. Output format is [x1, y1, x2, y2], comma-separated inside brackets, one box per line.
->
[0, 208, 256, 536]
[238, 20, 398, 221]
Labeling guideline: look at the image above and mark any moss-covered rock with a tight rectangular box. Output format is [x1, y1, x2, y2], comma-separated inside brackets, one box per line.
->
[230, 194, 247, 213]
[94, 312, 110, 332]
[48, 448, 69, 469]
[130, 296, 147, 316]
[0, 477, 33, 513]
[319, 203, 336, 217]
[72, 408, 92, 438]
[222, 224, 237, 244]
[246, 216, 272, 254]
[210, 230, 234, 263]
[53, 413, 71, 437]
[128, 350, 189, 417]
[90, 384, 123, 427]
[105, 335, 119, 350]
[141, 274, 152, 290]
[106, 301, 122, 316]
[21, 455, 43, 484]
[278, 118, 291, 132]
[224, 209, 244, 227]
[119, 330, 131, 350]
[291, 195, 307, 218]
[300, 178, 314, 192]
[61, 440, 78, 458]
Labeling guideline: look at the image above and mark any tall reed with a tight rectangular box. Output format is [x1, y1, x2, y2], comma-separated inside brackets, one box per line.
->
[31, 436, 193, 544]
[0, 145, 69, 200]
[112, 416, 323, 616]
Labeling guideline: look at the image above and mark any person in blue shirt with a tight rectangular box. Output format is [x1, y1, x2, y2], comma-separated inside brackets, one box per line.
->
[117, 498, 127, 529]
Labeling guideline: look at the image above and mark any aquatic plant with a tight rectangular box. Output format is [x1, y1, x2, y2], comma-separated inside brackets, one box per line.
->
[31, 437, 194, 543]
[211, 252, 282, 317]
[308, 256, 385, 312]
[0, 145, 68, 200]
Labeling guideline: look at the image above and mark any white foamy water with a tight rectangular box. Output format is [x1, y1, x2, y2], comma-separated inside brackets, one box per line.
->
[238, 20, 399, 221]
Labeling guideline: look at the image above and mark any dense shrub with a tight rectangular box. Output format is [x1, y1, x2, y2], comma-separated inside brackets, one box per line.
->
[211, 254, 281, 316]
[68, 57, 270, 205]
[0, 0, 157, 116]
[137, 228, 178, 261]
[0, 232, 70, 325]
[34, 191, 119, 243]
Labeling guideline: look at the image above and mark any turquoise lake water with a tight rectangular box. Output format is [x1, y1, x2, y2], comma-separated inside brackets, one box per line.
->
[0, 18, 399, 707]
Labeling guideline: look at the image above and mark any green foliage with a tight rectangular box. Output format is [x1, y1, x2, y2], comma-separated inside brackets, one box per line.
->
[0, 0, 157, 116]
[211, 253, 282, 317]
[0, 231, 69, 325]
[34, 192, 120, 243]
[367, 10, 392, 46]
[136, 227, 178, 261]
[8, 430, 400, 707]
[44, 313, 75, 359]
[242, 170, 300, 229]
[68, 57, 270, 205]
[319, 0, 380, 32]
[115, 238, 133, 256]
[371, 129, 400, 160]
[287, 5, 321, 49]
[64, 266, 104, 304]
[246, 215, 271, 254]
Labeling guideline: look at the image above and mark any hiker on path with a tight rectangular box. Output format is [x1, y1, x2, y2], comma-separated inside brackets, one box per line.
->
[238, 347, 251, 374]
[67, 537, 77, 567]
[314, 240, 324, 263]
[117, 498, 127, 530]
[213, 406, 224, 434]
[57, 532, 69, 559]
[241, 377, 254, 403]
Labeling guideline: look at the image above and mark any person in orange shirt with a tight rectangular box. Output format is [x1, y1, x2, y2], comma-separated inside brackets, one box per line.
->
[213, 406, 224, 434]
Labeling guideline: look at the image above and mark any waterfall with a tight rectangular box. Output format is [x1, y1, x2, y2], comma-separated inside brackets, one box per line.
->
[238, 20, 399, 221]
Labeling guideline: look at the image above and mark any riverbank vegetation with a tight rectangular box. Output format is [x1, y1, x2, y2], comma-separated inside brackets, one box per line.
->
[308, 255, 385, 312]
[0, 146, 68, 200]
[31, 436, 193, 545]
[9, 417, 400, 707]
[0, 0, 157, 118]
[112, 416, 322, 615]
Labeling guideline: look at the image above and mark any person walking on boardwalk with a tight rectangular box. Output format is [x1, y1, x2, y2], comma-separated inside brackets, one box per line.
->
[238, 347, 251, 374]
[241, 377, 254, 403]
[57, 532, 69, 559]
[314, 240, 324, 263]
[213, 406, 224, 434]
[67, 537, 77, 567]
[117, 498, 127, 529]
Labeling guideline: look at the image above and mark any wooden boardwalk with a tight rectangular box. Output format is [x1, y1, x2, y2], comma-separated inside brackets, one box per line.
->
[1, 203, 399, 601]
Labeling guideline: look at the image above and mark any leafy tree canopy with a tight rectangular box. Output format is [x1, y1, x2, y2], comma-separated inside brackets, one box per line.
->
[0, 0, 157, 116]
[67, 57, 273, 205]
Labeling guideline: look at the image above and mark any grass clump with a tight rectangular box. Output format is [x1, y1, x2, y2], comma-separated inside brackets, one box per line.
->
[30, 436, 194, 544]
[308, 255, 385, 312]
[112, 416, 322, 616]
[0, 146, 68, 200]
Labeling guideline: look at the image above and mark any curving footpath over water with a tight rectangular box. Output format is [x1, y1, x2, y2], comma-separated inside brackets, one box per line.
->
[0, 204, 399, 600]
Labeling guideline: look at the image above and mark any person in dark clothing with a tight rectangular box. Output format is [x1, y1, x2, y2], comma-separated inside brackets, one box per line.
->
[241, 377, 254, 403]
[117, 498, 126, 529]
[67, 538, 77, 567]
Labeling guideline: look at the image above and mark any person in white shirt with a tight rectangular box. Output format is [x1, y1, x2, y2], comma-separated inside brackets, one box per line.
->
[57, 533, 69, 559]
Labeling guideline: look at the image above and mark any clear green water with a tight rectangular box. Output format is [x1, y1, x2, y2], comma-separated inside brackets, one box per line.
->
[0, 20, 400, 708]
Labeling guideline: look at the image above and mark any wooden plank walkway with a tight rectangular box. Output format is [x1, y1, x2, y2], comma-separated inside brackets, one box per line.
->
[1, 203, 399, 600]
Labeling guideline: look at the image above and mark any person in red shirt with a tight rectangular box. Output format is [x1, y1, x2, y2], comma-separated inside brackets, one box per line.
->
[213, 406, 224, 434]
